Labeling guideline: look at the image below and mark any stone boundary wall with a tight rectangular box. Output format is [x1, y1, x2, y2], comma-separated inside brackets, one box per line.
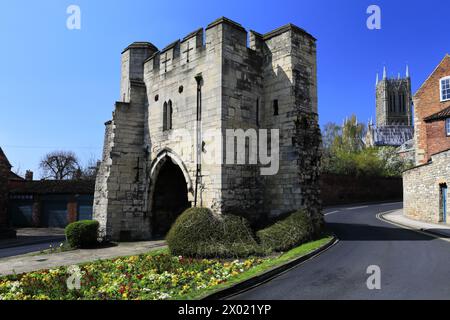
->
[320, 173, 403, 206]
[403, 149, 450, 223]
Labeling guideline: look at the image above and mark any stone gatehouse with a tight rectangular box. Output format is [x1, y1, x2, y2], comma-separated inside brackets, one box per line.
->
[93, 17, 322, 241]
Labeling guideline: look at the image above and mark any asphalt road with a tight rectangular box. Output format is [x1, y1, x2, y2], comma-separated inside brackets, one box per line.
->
[0, 239, 65, 259]
[231, 202, 450, 300]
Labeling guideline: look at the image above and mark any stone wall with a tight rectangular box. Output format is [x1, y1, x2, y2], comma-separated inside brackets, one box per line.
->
[144, 24, 222, 216]
[403, 149, 450, 224]
[320, 174, 403, 206]
[220, 22, 263, 220]
[259, 25, 320, 220]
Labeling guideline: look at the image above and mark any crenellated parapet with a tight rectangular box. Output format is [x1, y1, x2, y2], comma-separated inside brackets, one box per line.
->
[138, 17, 316, 80]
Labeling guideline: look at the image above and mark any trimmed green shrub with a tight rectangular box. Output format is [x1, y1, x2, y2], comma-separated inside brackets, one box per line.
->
[166, 208, 261, 258]
[256, 209, 313, 252]
[65, 220, 99, 248]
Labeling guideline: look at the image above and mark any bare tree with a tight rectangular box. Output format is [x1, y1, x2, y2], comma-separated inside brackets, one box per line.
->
[39, 151, 81, 180]
[79, 156, 100, 181]
[12, 164, 24, 178]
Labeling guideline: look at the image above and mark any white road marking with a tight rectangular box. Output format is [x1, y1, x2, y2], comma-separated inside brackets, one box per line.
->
[324, 210, 340, 216]
[345, 205, 369, 210]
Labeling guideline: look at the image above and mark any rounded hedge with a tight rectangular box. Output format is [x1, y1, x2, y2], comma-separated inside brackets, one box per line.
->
[166, 208, 260, 258]
[65, 220, 99, 249]
[256, 209, 313, 252]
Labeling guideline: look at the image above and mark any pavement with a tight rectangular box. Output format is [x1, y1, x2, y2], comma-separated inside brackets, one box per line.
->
[0, 240, 166, 276]
[231, 202, 450, 300]
[382, 209, 450, 238]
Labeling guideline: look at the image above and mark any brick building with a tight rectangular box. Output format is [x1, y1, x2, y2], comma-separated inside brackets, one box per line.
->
[9, 179, 95, 228]
[0, 147, 95, 229]
[403, 54, 450, 224]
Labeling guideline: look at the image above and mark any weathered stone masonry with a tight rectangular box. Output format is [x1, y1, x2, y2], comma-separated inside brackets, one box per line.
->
[403, 149, 450, 224]
[93, 17, 322, 240]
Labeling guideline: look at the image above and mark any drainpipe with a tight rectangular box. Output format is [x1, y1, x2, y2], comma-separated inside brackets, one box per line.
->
[194, 73, 203, 207]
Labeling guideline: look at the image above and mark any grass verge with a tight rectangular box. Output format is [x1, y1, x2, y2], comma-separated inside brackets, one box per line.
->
[178, 236, 333, 300]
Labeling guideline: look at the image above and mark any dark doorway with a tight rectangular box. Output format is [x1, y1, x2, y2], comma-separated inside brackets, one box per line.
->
[152, 158, 190, 238]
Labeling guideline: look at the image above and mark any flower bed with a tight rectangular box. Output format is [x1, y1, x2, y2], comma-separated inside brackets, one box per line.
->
[0, 236, 332, 300]
[0, 250, 261, 300]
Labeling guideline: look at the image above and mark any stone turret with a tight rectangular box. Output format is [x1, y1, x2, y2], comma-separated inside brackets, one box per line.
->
[120, 42, 158, 102]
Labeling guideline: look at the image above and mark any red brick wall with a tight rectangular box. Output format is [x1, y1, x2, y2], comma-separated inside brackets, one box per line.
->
[425, 120, 450, 159]
[414, 55, 450, 164]
[67, 199, 78, 224]
[320, 174, 403, 206]
[32, 199, 41, 227]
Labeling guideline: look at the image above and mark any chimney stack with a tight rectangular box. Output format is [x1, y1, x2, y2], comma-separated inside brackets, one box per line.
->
[25, 170, 33, 181]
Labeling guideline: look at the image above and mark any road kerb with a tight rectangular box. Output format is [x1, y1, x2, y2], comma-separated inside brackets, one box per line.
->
[202, 236, 338, 300]
[377, 211, 450, 243]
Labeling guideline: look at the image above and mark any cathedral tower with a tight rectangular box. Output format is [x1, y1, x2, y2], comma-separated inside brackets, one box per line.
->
[375, 66, 412, 126]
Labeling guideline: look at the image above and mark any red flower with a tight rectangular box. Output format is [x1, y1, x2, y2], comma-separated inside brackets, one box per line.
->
[119, 286, 126, 294]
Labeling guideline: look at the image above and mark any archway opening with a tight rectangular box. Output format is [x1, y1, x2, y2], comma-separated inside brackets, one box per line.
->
[152, 158, 190, 238]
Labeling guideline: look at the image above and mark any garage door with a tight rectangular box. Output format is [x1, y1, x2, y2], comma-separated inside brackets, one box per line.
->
[42, 201, 68, 228]
[9, 201, 33, 227]
[77, 195, 93, 221]
[78, 203, 93, 221]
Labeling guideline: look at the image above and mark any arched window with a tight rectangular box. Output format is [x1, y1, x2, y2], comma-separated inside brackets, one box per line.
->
[168, 100, 173, 130]
[400, 93, 405, 113]
[273, 99, 279, 116]
[163, 101, 173, 131]
[389, 93, 393, 112]
[163, 102, 167, 131]
[404, 93, 406, 113]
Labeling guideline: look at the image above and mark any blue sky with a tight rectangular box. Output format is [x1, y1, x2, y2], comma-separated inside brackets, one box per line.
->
[0, 0, 448, 176]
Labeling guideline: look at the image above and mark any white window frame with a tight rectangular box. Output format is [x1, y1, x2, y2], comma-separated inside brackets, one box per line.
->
[440, 76, 450, 102]
[446, 118, 450, 136]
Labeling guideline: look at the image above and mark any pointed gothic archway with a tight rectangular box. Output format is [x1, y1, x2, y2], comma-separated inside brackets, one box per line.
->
[149, 149, 192, 238]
